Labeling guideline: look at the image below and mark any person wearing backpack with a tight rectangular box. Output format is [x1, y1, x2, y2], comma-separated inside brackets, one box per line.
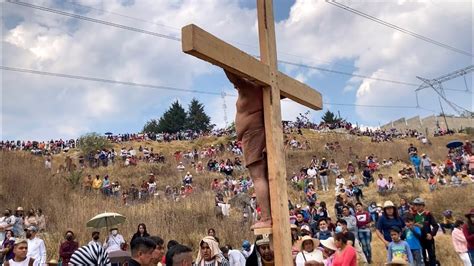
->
[402, 214, 424, 266]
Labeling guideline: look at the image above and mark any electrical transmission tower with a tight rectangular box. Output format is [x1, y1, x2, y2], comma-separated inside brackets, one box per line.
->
[415, 65, 473, 116]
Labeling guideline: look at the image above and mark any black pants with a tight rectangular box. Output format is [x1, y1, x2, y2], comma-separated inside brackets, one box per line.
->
[422, 239, 437, 266]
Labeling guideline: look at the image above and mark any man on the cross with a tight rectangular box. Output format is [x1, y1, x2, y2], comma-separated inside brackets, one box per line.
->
[225, 70, 271, 230]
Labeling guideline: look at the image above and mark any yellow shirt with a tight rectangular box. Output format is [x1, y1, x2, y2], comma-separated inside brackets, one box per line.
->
[92, 179, 103, 189]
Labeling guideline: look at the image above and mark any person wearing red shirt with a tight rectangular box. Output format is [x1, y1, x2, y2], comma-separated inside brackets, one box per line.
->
[332, 232, 357, 266]
[355, 202, 372, 264]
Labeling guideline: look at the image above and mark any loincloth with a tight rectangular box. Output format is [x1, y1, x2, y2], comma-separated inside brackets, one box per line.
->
[242, 127, 266, 167]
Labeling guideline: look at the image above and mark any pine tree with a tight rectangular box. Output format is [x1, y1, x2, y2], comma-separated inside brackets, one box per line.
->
[155, 100, 187, 133]
[143, 119, 160, 133]
[186, 98, 212, 132]
[321, 110, 340, 124]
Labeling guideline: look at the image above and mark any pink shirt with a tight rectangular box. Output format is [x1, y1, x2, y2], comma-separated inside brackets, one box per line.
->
[377, 178, 387, 188]
[452, 228, 468, 253]
[332, 245, 357, 266]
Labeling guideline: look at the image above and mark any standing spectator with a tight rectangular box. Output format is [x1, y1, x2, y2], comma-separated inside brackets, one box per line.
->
[319, 158, 329, 192]
[341, 206, 358, 238]
[4, 238, 35, 266]
[88, 231, 101, 246]
[165, 244, 193, 266]
[412, 198, 439, 266]
[246, 235, 274, 266]
[440, 210, 455, 234]
[410, 154, 421, 178]
[463, 208, 474, 264]
[195, 236, 228, 266]
[420, 154, 432, 179]
[407, 144, 418, 157]
[452, 220, 471, 266]
[59, 230, 79, 265]
[92, 175, 103, 194]
[398, 199, 411, 220]
[295, 236, 323, 266]
[128, 237, 156, 266]
[221, 245, 246, 266]
[402, 214, 423, 266]
[387, 226, 413, 265]
[355, 203, 372, 264]
[36, 209, 45, 232]
[332, 232, 357, 266]
[24, 210, 37, 229]
[12, 208, 24, 238]
[25, 226, 46, 266]
[0, 230, 15, 262]
[0, 210, 15, 242]
[131, 224, 150, 243]
[376, 201, 405, 248]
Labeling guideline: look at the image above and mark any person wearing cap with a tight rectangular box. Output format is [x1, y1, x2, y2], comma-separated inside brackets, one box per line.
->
[462, 208, 474, 264]
[411, 198, 438, 266]
[240, 240, 252, 259]
[300, 225, 313, 237]
[3, 238, 35, 266]
[295, 236, 323, 266]
[25, 226, 46, 266]
[376, 201, 405, 247]
[59, 230, 79, 265]
[245, 235, 274, 266]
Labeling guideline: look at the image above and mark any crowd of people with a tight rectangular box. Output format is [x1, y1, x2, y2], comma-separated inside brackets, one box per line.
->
[2, 120, 474, 265]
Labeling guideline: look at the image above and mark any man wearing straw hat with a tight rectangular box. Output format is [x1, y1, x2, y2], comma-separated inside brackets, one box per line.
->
[295, 236, 324, 266]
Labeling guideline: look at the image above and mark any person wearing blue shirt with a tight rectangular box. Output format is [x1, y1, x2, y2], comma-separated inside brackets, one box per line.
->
[402, 214, 424, 266]
[387, 226, 413, 264]
[410, 154, 421, 178]
[376, 201, 406, 247]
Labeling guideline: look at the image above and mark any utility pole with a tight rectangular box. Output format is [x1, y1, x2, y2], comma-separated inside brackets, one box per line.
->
[221, 91, 228, 128]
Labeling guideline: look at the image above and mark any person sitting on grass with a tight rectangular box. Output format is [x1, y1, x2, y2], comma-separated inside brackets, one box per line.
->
[376, 174, 388, 194]
[428, 175, 437, 192]
[387, 226, 413, 265]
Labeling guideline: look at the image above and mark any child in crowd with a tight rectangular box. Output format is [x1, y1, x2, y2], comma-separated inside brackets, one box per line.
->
[387, 226, 413, 265]
[428, 175, 437, 192]
[368, 202, 378, 224]
[402, 214, 423, 266]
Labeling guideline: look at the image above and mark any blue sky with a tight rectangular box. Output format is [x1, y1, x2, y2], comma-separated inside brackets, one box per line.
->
[1, 0, 472, 140]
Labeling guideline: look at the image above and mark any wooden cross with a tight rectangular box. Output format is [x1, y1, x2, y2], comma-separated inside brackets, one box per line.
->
[181, 1, 322, 265]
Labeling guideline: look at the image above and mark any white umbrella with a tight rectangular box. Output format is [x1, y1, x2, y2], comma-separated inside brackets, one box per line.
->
[86, 212, 126, 231]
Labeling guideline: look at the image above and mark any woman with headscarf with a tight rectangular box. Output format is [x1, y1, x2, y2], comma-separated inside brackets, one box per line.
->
[195, 236, 229, 266]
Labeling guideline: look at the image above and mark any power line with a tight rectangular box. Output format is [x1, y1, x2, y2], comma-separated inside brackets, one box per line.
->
[2, 65, 436, 111]
[6, 0, 181, 41]
[0, 66, 222, 96]
[326, 0, 473, 57]
[7, 0, 428, 88]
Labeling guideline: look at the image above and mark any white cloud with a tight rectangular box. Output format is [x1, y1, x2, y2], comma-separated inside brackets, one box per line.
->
[2, 0, 471, 139]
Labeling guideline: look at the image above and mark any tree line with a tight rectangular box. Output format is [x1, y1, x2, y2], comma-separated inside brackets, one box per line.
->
[143, 98, 213, 134]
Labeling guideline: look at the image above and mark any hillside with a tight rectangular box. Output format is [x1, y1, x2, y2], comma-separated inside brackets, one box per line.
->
[0, 131, 472, 265]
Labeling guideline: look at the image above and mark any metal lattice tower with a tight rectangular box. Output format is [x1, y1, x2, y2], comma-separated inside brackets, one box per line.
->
[415, 65, 473, 116]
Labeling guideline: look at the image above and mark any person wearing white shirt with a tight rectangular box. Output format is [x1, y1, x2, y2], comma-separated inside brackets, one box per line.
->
[88, 231, 102, 246]
[222, 246, 246, 266]
[335, 175, 346, 187]
[25, 226, 46, 266]
[295, 236, 324, 266]
[103, 228, 125, 253]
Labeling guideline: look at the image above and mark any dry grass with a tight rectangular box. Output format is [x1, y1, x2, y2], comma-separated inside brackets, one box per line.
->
[0, 132, 472, 265]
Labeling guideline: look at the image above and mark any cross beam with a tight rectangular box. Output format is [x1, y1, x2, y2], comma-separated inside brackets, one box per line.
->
[181, 1, 322, 265]
[182, 24, 322, 110]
